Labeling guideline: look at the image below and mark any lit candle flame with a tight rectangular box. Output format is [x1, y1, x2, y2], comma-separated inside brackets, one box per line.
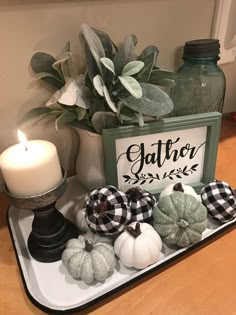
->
[17, 130, 28, 151]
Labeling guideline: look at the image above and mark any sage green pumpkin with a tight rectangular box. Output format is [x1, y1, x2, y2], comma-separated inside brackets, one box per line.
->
[153, 192, 207, 248]
[62, 232, 117, 284]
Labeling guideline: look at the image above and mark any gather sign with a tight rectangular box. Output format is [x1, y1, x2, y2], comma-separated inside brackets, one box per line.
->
[116, 127, 207, 192]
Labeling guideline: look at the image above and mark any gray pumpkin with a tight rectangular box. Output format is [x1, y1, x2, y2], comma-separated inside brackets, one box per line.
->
[62, 232, 117, 284]
[153, 192, 207, 248]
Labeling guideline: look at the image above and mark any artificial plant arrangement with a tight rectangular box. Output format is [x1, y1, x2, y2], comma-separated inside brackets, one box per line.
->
[21, 24, 177, 133]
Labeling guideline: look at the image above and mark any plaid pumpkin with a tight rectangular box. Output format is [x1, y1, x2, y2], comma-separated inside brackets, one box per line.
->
[126, 187, 157, 223]
[84, 185, 131, 235]
[201, 181, 236, 223]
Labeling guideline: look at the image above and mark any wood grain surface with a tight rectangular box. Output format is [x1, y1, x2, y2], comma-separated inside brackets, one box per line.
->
[0, 117, 235, 315]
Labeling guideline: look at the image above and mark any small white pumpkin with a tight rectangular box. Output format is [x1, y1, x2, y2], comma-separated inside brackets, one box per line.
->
[159, 182, 199, 201]
[114, 221, 162, 269]
[62, 232, 116, 284]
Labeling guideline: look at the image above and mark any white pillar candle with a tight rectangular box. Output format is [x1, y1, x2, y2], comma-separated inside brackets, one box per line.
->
[0, 131, 62, 197]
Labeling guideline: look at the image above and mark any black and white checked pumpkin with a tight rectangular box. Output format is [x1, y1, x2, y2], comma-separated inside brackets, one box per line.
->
[201, 181, 236, 223]
[126, 187, 157, 223]
[84, 185, 131, 235]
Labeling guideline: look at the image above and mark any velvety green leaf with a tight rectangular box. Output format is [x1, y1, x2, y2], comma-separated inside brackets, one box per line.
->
[113, 34, 137, 74]
[84, 42, 100, 82]
[53, 51, 72, 78]
[74, 107, 87, 120]
[46, 90, 61, 106]
[81, 24, 106, 75]
[57, 78, 78, 106]
[156, 79, 176, 88]
[93, 75, 117, 112]
[93, 75, 105, 96]
[91, 111, 117, 134]
[130, 34, 138, 46]
[75, 86, 91, 109]
[136, 52, 157, 82]
[121, 83, 174, 116]
[103, 85, 117, 112]
[149, 69, 179, 84]
[121, 61, 144, 76]
[55, 110, 77, 130]
[19, 107, 61, 125]
[139, 45, 159, 62]
[64, 41, 70, 52]
[75, 74, 86, 86]
[31, 52, 57, 75]
[85, 73, 94, 90]
[89, 98, 106, 116]
[101, 57, 115, 74]
[92, 27, 113, 58]
[135, 112, 144, 127]
[31, 52, 64, 88]
[34, 72, 64, 84]
[118, 76, 142, 98]
[118, 105, 136, 121]
[54, 51, 72, 65]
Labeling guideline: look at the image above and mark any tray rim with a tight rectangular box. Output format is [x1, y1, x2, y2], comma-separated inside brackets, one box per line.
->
[7, 206, 236, 315]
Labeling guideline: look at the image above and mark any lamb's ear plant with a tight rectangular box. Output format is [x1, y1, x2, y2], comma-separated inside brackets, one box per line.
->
[21, 24, 177, 134]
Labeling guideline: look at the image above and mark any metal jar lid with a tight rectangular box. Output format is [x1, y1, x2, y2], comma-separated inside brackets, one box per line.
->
[183, 39, 220, 59]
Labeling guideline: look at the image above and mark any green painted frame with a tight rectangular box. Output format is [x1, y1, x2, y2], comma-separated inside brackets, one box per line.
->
[102, 112, 222, 196]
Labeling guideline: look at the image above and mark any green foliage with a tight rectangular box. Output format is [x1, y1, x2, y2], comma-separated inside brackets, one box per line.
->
[22, 24, 177, 133]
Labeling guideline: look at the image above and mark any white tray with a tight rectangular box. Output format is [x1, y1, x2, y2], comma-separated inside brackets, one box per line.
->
[7, 177, 236, 314]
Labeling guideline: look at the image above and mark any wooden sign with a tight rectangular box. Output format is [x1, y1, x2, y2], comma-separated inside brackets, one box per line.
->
[103, 112, 222, 195]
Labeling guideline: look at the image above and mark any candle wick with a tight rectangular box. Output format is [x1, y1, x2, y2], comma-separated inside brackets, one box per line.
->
[25, 145, 28, 151]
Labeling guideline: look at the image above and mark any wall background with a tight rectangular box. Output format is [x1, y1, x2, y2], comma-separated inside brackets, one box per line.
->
[0, 0, 235, 189]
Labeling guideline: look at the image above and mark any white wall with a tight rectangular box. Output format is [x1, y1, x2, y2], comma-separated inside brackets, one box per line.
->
[1, 0, 234, 190]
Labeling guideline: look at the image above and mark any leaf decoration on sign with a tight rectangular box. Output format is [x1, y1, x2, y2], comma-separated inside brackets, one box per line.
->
[122, 173, 160, 185]
[162, 164, 199, 180]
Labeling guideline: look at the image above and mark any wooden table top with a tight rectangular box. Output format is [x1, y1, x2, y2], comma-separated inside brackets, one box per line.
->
[0, 117, 236, 315]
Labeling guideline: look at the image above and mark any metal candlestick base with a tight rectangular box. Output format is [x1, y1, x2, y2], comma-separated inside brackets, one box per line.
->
[5, 170, 79, 263]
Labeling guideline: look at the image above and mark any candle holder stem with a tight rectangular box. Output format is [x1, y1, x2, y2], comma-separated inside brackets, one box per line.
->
[5, 169, 79, 263]
[28, 203, 78, 262]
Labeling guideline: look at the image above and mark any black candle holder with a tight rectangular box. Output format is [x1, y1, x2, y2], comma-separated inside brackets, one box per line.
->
[5, 169, 79, 263]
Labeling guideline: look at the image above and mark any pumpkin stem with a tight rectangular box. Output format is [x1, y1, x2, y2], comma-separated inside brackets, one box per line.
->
[95, 201, 108, 216]
[178, 219, 189, 228]
[126, 222, 142, 238]
[126, 187, 142, 202]
[173, 183, 184, 192]
[84, 240, 93, 252]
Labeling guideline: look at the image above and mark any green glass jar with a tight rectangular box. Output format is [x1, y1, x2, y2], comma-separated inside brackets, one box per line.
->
[171, 39, 226, 116]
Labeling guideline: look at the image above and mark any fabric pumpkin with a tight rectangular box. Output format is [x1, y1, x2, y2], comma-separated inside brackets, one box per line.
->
[84, 185, 131, 235]
[62, 232, 116, 284]
[153, 192, 207, 248]
[159, 182, 199, 201]
[126, 187, 156, 223]
[114, 221, 162, 269]
[201, 180, 236, 223]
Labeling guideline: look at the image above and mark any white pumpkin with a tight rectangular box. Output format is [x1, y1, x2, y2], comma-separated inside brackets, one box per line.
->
[159, 182, 199, 201]
[114, 221, 162, 269]
[75, 207, 90, 233]
[62, 232, 116, 284]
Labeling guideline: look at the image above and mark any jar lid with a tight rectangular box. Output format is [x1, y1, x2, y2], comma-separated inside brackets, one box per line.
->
[183, 39, 220, 59]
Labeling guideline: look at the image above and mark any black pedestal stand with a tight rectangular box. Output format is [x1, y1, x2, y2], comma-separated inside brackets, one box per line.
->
[5, 170, 79, 263]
